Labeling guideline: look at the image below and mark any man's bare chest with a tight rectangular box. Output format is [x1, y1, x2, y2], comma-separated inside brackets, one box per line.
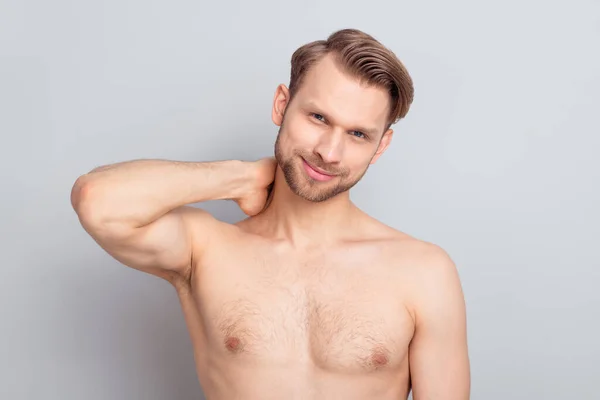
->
[189, 243, 415, 373]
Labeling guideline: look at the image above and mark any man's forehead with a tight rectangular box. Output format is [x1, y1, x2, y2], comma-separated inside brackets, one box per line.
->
[296, 79, 390, 133]
[302, 54, 357, 90]
[301, 56, 388, 105]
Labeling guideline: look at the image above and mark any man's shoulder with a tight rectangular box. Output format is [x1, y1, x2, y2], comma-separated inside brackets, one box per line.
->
[360, 216, 457, 278]
[365, 223, 465, 321]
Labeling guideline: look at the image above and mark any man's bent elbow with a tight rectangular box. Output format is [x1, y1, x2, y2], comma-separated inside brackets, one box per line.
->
[70, 175, 124, 238]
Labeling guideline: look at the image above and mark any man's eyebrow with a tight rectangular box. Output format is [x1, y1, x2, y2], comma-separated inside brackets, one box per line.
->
[303, 101, 380, 136]
[352, 124, 380, 136]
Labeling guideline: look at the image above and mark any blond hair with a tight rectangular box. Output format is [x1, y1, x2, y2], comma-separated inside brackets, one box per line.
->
[288, 29, 415, 128]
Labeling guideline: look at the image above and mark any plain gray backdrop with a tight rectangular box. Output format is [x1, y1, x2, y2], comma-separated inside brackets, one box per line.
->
[1, 0, 599, 399]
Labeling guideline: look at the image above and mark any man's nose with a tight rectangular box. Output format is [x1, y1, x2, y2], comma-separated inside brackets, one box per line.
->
[314, 130, 344, 164]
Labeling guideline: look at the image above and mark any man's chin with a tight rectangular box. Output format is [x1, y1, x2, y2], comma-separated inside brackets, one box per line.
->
[292, 181, 342, 203]
[280, 162, 347, 202]
[295, 191, 333, 203]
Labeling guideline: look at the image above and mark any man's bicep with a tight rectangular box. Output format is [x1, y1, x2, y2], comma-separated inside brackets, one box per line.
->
[409, 249, 470, 400]
[86, 206, 215, 282]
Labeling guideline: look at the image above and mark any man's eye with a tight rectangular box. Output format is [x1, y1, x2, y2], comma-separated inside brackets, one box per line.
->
[351, 131, 366, 139]
[312, 113, 325, 122]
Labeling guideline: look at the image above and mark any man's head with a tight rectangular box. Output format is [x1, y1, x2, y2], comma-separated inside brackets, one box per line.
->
[273, 29, 414, 202]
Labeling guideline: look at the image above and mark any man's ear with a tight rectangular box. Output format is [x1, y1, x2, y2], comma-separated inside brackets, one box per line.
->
[370, 129, 394, 164]
[272, 84, 291, 126]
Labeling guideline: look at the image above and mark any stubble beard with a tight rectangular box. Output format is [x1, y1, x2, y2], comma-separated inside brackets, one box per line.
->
[273, 126, 370, 203]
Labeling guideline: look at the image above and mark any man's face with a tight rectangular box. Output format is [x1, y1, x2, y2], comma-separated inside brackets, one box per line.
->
[273, 54, 394, 202]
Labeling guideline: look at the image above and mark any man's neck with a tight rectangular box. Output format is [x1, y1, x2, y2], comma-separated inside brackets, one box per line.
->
[257, 168, 359, 248]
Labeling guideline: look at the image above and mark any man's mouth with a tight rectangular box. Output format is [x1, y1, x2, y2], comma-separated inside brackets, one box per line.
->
[302, 158, 336, 182]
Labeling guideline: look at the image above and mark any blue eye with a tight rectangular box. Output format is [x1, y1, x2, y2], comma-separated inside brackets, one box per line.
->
[312, 113, 325, 122]
[351, 131, 366, 139]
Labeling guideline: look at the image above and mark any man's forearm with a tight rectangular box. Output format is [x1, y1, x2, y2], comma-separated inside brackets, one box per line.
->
[71, 159, 253, 228]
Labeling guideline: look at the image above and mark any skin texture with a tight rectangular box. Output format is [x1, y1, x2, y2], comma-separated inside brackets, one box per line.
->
[72, 53, 470, 400]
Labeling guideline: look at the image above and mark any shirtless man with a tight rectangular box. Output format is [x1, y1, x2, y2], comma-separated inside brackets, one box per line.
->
[71, 29, 470, 400]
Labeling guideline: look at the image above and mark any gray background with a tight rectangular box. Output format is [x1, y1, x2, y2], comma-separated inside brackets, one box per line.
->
[1, 0, 599, 399]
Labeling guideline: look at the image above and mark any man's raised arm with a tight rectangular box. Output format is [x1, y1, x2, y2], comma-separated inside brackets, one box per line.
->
[70, 158, 275, 283]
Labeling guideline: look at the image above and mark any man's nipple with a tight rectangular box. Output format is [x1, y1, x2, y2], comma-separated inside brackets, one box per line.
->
[370, 349, 389, 368]
[224, 336, 243, 353]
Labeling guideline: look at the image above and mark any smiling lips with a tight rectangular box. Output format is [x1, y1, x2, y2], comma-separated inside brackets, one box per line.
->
[302, 158, 336, 182]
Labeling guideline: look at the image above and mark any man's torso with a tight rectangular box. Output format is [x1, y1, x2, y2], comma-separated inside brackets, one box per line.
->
[174, 216, 424, 400]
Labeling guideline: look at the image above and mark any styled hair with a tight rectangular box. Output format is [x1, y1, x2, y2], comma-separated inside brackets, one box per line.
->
[288, 29, 414, 129]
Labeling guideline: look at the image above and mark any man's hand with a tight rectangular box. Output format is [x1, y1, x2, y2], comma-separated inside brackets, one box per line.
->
[234, 157, 277, 216]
